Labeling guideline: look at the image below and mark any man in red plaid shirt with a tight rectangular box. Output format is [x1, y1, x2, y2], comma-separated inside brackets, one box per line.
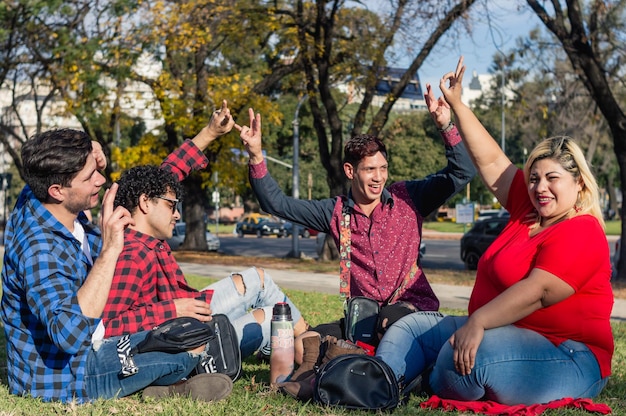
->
[103, 101, 308, 359]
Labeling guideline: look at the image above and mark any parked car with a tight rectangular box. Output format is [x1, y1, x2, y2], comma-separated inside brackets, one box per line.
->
[283, 222, 319, 238]
[460, 217, 509, 270]
[167, 222, 220, 251]
[476, 209, 509, 222]
[235, 214, 287, 238]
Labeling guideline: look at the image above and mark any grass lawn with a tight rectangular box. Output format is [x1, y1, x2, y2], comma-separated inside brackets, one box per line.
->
[0, 272, 624, 415]
[424, 219, 623, 235]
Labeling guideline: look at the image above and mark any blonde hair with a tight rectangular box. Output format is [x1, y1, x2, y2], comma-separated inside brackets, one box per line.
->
[523, 136, 605, 229]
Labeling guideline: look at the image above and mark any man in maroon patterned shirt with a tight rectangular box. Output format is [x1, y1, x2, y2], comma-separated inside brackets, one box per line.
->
[103, 101, 308, 360]
[236, 105, 475, 399]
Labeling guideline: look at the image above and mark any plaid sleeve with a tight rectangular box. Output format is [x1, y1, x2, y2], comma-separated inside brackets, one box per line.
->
[103, 249, 177, 337]
[25, 252, 97, 354]
[160, 140, 208, 181]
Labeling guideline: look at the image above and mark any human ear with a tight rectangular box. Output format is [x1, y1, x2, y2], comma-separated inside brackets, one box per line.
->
[139, 194, 151, 214]
[343, 162, 354, 179]
[47, 184, 64, 202]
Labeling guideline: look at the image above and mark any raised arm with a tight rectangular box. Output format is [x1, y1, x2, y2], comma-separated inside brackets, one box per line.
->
[438, 57, 518, 207]
[161, 100, 235, 181]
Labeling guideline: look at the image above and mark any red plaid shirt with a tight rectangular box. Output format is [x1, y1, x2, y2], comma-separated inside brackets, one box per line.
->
[102, 140, 214, 337]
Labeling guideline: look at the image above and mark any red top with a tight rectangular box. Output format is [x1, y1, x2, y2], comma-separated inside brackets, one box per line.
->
[469, 170, 614, 377]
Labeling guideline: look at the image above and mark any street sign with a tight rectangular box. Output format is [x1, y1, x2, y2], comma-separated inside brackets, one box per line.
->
[455, 202, 475, 224]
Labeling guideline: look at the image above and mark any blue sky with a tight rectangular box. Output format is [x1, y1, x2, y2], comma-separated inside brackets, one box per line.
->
[367, 1, 544, 91]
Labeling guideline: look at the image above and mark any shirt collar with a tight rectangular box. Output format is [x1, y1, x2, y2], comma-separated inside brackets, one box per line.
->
[124, 227, 167, 250]
[346, 187, 395, 212]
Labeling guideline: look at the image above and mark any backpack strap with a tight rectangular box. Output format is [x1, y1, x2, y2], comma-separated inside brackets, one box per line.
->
[117, 334, 139, 377]
[339, 203, 352, 299]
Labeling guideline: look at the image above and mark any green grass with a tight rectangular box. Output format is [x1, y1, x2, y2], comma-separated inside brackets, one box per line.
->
[207, 223, 238, 235]
[0, 274, 624, 415]
[424, 219, 622, 235]
[605, 220, 621, 236]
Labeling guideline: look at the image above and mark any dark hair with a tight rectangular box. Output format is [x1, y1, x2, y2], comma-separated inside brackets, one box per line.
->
[114, 165, 183, 212]
[21, 129, 93, 201]
[343, 134, 388, 167]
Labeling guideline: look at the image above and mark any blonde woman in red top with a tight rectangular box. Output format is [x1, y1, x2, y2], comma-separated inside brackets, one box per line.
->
[375, 57, 613, 405]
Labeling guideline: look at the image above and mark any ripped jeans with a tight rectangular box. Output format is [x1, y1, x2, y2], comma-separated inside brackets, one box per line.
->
[203, 267, 303, 358]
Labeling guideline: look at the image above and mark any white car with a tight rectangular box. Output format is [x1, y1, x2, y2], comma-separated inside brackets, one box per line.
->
[167, 222, 220, 251]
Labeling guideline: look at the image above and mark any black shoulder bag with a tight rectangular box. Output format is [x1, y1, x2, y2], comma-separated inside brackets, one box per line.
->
[132, 316, 213, 354]
[314, 353, 410, 411]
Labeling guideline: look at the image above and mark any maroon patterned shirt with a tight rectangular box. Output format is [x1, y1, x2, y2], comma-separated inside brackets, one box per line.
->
[249, 127, 473, 310]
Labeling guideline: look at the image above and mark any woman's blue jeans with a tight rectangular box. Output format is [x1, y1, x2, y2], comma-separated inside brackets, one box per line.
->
[85, 331, 200, 400]
[204, 267, 303, 358]
[375, 311, 608, 405]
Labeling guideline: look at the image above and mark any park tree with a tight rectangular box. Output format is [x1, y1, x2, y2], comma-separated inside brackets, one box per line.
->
[280, 0, 478, 198]
[112, 0, 298, 249]
[523, 0, 626, 278]
[470, 50, 617, 212]
[0, 0, 147, 195]
[266, 0, 477, 259]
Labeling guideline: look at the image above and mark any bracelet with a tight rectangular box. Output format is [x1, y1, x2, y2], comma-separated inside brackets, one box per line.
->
[438, 121, 455, 133]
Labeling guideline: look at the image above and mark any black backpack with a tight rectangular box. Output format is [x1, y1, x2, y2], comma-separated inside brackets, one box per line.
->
[314, 354, 412, 411]
[194, 314, 242, 381]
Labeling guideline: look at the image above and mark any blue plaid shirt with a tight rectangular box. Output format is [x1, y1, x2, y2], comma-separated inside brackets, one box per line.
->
[1, 186, 102, 403]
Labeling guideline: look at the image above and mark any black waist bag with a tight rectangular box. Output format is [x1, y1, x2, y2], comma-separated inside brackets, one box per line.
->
[195, 314, 242, 381]
[132, 316, 212, 354]
[314, 354, 406, 411]
[344, 296, 380, 345]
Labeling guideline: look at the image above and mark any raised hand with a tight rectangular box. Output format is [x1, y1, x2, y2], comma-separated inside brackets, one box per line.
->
[235, 108, 263, 164]
[99, 183, 134, 256]
[424, 83, 452, 129]
[193, 100, 236, 151]
[439, 56, 466, 107]
[207, 99, 235, 137]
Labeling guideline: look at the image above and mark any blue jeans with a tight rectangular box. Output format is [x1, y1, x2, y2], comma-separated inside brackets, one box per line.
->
[203, 267, 303, 358]
[85, 331, 200, 400]
[375, 312, 608, 405]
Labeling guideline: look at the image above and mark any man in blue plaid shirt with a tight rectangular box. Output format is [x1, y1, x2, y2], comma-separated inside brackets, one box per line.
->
[1, 102, 235, 403]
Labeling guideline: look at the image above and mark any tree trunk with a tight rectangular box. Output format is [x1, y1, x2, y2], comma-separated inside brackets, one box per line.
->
[181, 173, 209, 251]
[527, 0, 626, 278]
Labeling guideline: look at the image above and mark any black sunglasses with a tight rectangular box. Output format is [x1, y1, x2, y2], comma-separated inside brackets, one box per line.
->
[155, 195, 180, 214]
